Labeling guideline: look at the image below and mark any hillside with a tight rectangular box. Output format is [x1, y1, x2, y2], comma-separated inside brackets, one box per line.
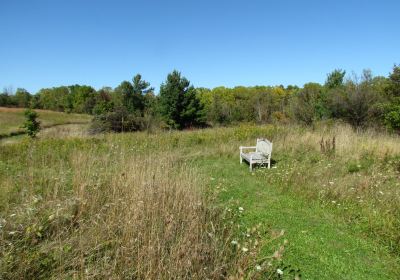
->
[0, 107, 91, 138]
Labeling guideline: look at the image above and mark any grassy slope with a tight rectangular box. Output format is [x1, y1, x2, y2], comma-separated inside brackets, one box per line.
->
[0, 107, 91, 136]
[197, 156, 400, 279]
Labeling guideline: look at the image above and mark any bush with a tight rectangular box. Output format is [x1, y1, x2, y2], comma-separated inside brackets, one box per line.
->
[328, 71, 379, 129]
[384, 105, 400, 133]
[89, 108, 145, 133]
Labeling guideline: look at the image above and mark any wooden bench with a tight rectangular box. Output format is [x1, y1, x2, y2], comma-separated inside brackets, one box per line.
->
[239, 138, 272, 171]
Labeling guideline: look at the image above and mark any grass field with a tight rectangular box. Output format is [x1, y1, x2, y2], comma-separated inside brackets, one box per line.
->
[0, 107, 91, 138]
[1, 121, 400, 279]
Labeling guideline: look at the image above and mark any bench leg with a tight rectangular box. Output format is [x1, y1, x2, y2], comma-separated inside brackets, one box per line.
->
[249, 161, 252, 171]
[268, 157, 271, 169]
[240, 155, 242, 164]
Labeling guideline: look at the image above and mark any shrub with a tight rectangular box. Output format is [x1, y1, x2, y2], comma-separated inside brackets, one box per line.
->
[328, 71, 380, 129]
[22, 109, 41, 138]
[89, 108, 145, 133]
[384, 105, 400, 133]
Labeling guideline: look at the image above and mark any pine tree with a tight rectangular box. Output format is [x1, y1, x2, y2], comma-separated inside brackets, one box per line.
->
[159, 70, 205, 129]
[22, 109, 41, 138]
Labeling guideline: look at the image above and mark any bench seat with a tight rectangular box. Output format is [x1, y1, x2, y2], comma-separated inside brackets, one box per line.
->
[240, 152, 267, 162]
[239, 138, 272, 171]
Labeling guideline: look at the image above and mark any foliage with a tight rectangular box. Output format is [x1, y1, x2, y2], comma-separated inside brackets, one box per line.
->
[1, 66, 400, 132]
[327, 70, 382, 128]
[21, 109, 41, 138]
[14, 88, 32, 107]
[89, 107, 145, 133]
[159, 70, 205, 129]
[384, 105, 400, 133]
[291, 83, 324, 125]
[325, 69, 346, 89]
[386, 65, 400, 97]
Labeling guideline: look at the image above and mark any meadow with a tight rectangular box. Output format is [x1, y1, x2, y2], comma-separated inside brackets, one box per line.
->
[1, 116, 400, 279]
[0, 107, 91, 138]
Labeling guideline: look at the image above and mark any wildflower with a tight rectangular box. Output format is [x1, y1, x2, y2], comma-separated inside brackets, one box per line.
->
[329, 181, 334, 185]
[331, 201, 336, 204]
[242, 247, 249, 252]
[277, 268, 283, 275]
[238, 207, 244, 212]
[231, 240, 238, 245]
[256, 265, 262, 271]
[8, 231, 16, 235]
[210, 177, 215, 181]
[9, 214, 16, 217]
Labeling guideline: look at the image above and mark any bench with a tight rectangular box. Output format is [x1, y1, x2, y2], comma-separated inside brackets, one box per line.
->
[239, 138, 272, 171]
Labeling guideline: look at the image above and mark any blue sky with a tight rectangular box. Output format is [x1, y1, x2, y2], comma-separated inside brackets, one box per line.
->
[1, 0, 399, 93]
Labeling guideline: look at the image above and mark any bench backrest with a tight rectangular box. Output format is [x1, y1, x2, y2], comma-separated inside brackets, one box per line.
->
[256, 138, 272, 156]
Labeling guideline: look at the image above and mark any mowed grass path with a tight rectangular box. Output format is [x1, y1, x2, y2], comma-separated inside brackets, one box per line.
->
[196, 156, 400, 279]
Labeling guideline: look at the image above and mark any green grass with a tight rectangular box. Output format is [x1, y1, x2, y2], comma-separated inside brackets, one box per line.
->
[196, 156, 400, 279]
[1, 123, 400, 278]
[0, 107, 91, 137]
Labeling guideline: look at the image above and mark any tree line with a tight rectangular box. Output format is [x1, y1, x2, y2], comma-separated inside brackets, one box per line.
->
[1, 66, 399, 133]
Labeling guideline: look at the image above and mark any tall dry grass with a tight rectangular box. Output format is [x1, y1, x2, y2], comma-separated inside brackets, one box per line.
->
[275, 122, 400, 158]
[2, 122, 399, 278]
[67, 152, 235, 279]
[0, 139, 266, 279]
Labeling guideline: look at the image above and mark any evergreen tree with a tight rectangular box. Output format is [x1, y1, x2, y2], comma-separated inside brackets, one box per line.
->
[115, 74, 152, 114]
[22, 109, 41, 138]
[325, 69, 346, 89]
[159, 70, 205, 129]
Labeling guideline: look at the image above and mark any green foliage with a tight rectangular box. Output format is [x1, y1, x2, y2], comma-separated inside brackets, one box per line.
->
[159, 70, 205, 129]
[291, 82, 325, 125]
[68, 85, 97, 113]
[386, 65, 400, 97]
[22, 109, 41, 138]
[384, 105, 400, 133]
[92, 88, 114, 115]
[325, 69, 346, 89]
[0, 92, 11, 106]
[90, 107, 145, 133]
[198, 85, 290, 125]
[327, 70, 380, 128]
[115, 74, 153, 114]
[1, 66, 400, 133]
[14, 88, 32, 107]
